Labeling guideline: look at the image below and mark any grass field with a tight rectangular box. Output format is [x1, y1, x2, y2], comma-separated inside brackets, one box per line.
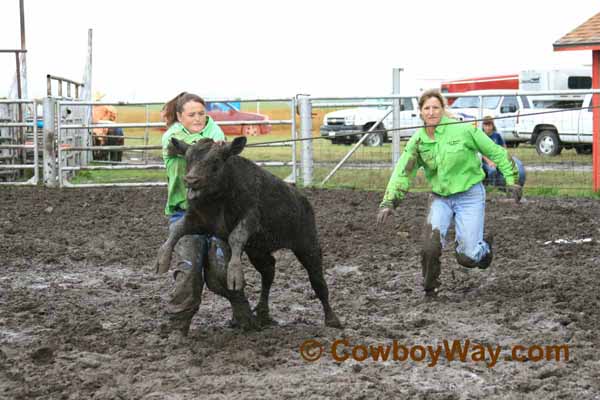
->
[67, 103, 598, 197]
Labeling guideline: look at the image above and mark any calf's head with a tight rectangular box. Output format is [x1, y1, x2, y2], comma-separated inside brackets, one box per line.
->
[170, 136, 247, 201]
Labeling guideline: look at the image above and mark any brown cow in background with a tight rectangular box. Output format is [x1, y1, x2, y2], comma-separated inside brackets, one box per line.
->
[91, 105, 123, 161]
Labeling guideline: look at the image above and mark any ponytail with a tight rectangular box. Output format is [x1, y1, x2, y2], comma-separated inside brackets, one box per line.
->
[161, 92, 206, 128]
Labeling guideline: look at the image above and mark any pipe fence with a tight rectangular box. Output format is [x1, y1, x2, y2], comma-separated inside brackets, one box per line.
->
[0, 99, 39, 185]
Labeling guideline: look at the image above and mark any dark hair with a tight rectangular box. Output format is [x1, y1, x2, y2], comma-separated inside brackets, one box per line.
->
[161, 92, 207, 128]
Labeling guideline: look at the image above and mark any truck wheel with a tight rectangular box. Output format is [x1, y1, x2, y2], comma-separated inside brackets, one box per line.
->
[363, 124, 384, 147]
[242, 125, 260, 136]
[535, 130, 562, 156]
[364, 133, 383, 147]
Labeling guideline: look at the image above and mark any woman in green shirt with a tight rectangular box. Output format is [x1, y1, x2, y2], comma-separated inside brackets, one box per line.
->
[377, 89, 522, 298]
[160, 92, 226, 335]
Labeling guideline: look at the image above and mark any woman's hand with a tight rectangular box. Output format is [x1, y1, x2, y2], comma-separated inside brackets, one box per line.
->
[376, 207, 394, 225]
[506, 185, 523, 203]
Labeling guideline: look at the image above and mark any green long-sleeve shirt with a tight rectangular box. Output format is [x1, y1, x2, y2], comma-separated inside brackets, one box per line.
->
[162, 117, 225, 215]
[380, 116, 518, 208]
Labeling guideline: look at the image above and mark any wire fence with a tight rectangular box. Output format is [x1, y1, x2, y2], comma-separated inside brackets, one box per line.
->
[306, 90, 598, 196]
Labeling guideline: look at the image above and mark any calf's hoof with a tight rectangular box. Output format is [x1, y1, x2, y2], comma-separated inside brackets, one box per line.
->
[228, 315, 260, 332]
[254, 306, 279, 327]
[257, 314, 279, 327]
[325, 314, 343, 329]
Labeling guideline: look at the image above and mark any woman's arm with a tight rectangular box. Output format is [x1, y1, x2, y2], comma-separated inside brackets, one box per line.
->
[380, 134, 421, 209]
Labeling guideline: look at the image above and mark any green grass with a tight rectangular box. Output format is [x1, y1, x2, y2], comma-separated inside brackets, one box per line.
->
[70, 166, 293, 185]
[70, 169, 166, 184]
[68, 162, 599, 198]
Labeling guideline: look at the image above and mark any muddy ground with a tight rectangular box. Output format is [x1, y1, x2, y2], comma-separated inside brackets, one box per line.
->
[0, 186, 599, 399]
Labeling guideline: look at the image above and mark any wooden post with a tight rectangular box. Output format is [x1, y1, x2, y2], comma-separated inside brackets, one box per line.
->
[593, 50, 599, 192]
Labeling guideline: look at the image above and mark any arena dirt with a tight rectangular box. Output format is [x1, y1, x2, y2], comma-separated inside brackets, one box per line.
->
[1, 187, 599, 399]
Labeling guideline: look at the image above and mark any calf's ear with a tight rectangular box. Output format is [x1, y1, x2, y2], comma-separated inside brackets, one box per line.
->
[227, 136, 247, 157]
[170, 138, 189, 155]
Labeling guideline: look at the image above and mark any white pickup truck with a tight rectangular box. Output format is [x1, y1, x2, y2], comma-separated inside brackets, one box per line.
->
[518, 94, 594, 156]
[319, 97, 421, 146]
[448, 90, 532, 147]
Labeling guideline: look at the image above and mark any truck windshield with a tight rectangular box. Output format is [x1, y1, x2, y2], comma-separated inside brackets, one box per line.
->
[450, 96, 501, 109]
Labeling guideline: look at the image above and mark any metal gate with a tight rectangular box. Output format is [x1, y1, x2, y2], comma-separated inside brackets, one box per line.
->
[0, 99, 39, 185]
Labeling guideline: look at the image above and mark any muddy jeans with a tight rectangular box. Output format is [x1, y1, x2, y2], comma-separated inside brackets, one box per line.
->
[163, 208, 209, 329]
[164, 210, 231, 332]
[164, 233, 208, 326]
[422, 182, 491, 291]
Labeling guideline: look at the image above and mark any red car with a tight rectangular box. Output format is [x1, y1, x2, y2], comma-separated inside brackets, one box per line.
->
[206, 102, 272, 136]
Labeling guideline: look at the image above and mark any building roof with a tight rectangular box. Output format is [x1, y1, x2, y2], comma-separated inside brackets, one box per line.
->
[554, 11, 600, 51]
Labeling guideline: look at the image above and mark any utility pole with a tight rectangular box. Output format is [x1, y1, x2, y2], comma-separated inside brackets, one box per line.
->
[392, 68, 403, 164]
[17, 0, 28, 169]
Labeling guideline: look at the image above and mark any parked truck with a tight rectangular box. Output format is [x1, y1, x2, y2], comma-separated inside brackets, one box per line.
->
[518, 94, 594, 156]
[319, 97, 421, 146]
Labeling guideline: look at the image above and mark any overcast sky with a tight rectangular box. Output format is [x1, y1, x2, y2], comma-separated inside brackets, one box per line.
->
[1, 0, 598, 101]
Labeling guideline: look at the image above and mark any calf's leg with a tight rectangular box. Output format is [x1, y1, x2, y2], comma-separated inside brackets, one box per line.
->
[293, 244, 342, 328]
[226, 213, 259, 290]
[246, 250, 277, 326]
[205, 237, 258, 331]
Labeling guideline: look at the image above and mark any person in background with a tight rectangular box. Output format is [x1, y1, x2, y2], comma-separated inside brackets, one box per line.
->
[480, 115, 526, 187]
[160, 91, 227, 336]
[376, 89, 522, 298]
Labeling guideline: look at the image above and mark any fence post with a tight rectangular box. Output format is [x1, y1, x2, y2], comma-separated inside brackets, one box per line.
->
[392, 67, 403, 165]
[290, 96, 297, 183]
[298, 95, 313, 186]
[42, 97, 57, 187]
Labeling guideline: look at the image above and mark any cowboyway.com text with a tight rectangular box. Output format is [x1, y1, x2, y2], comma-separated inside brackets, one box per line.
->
[299, 339, 569, 368]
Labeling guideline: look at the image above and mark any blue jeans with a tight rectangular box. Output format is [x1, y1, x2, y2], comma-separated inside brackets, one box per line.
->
[482, 157, 526, 187]
[427, 182, 489, 263]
